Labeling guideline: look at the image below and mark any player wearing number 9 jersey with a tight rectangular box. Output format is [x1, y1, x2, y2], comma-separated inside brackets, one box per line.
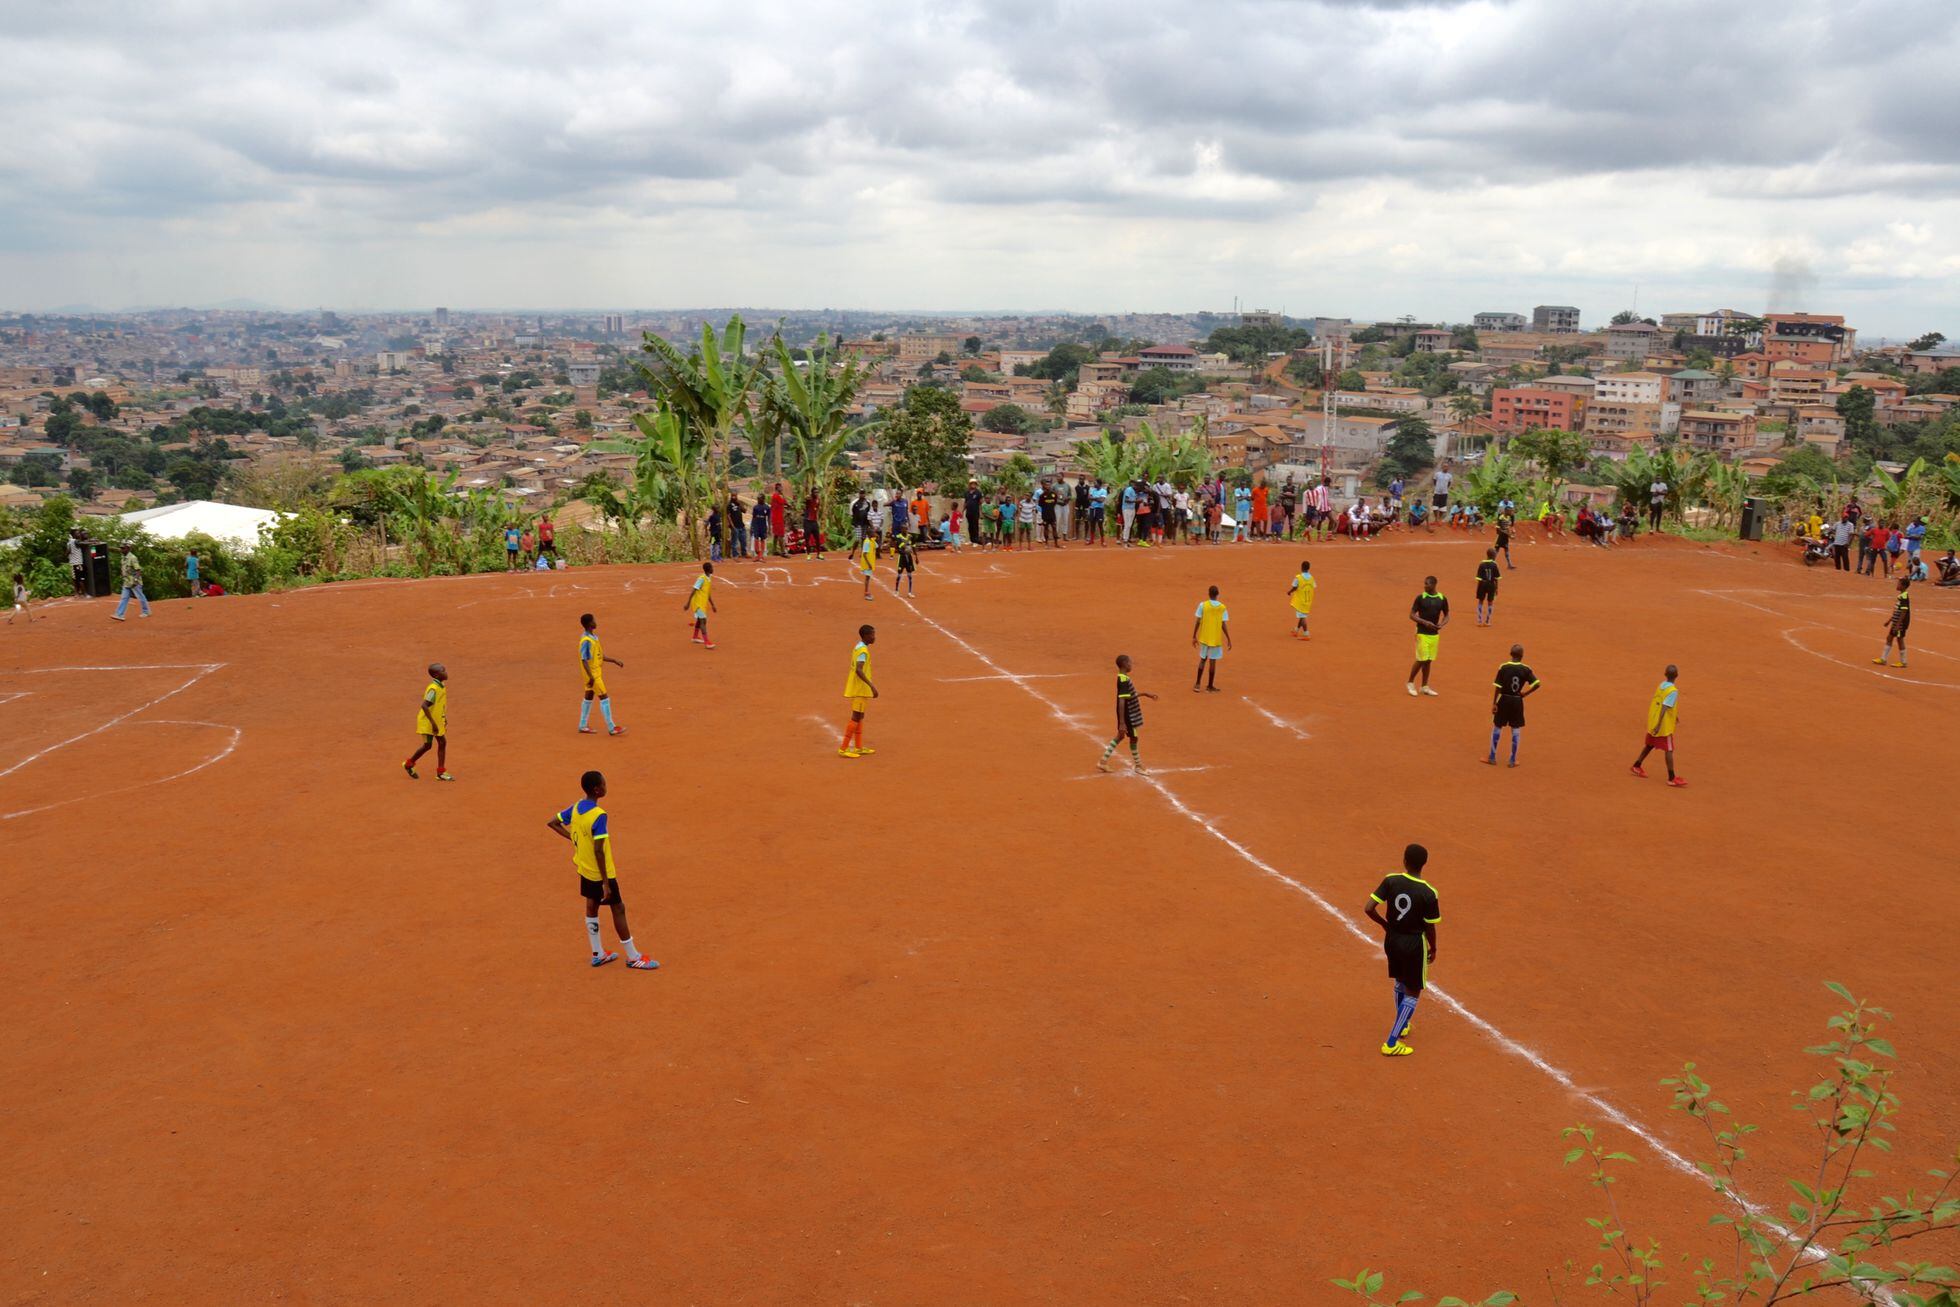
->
[1365, 843, 1441, 1057]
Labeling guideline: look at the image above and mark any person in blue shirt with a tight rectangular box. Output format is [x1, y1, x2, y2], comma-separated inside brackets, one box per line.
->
[503, 524, 521, 571]
[1233, 485, 1252, 542]
[186, 549, 202, 597]
[1903, 517, 1927, 559]
[1120, 481, 1139, 544]
[1388, 477, 1405, 522]
[1089, 480, 1109, 545]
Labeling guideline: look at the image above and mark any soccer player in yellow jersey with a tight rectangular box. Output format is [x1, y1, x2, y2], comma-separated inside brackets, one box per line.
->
[578, 612, 626, 736]
[1286, 560, 1316, 640]
[1191, 585, 1231, 692]
[840, 623, 878, 758]
[857, 531, 878, 602]
[682, 561, 718, 650]
[547, 770, 657, 970]
[1630, 663, 1685, 788]
[402, 662, 452, 780]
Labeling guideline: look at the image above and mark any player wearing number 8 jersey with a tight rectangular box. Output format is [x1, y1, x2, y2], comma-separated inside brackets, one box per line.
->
[1364, 843, 1441, 1057]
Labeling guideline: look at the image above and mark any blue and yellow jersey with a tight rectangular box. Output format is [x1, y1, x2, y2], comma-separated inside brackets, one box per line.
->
[845, 641, 874, 698]
[555, 797, 613, 882]
[858, 536, 877, 571]
[690, 574, 713, 613]
[1647, 680, 1679, 736]
[579, 632, 603, 674]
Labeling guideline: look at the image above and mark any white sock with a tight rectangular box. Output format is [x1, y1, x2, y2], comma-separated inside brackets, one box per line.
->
[621, 936, 641, 961]
[585, 916, 603, 955]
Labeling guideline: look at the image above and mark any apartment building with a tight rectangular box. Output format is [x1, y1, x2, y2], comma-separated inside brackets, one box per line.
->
[1491, 386, 1583, 431]
[896, 334, 962, 364]
[1794, 406, 1846, 455]
[1604, 321, 1662, 361]
[1333, 387, 1427, 414]
[1137, 343, 1200, 372]
[1473, 311, 1526, 333]
[1767, 363, 1833, 408]
[1678, 410, 1759, 454]
[1763, 313, 1855, 367]
[1665, 368, 1723, 408]
[1412, 329, 1456, 353]
[1588, 372, 1668, 435]
[1532, 305, 1582, 333]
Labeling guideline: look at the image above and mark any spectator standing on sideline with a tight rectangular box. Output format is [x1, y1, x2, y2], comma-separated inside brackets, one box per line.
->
[803, 489, 824, 559]
[111, 544, 149, 621]
[1832, 515, 1854, 571]
[1904, 516, 1928, 565]
[1648, 476, 1668, 531]
[964, 478, 983, 547]
[768, 483, 788, 556]
[851, 491, 871, 545]
[1280, 478, 1298, 540]
[1120, 479, 1139, 545]
[69, 529, 87, 594]
[1868, 521, 1891, 576]
[537, 514, 557, 562]
[186, 549, 203, 597]
[728, 493, 748, 559]
[520, 524, 535, 564]
[1429, 463, 1454, 532]
[10, 572, 31, 625]
[749, 496, 768, 560]
[504, 521, 522, 571]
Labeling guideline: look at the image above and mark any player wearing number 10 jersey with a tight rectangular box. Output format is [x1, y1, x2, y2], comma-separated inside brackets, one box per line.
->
[1365, 843, 1442, 1057]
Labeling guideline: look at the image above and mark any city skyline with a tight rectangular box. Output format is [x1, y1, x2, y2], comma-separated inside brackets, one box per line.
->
[3, 1, 1957, 336]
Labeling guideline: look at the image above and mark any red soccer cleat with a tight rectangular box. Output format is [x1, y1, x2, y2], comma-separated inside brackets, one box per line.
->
[1629, 764, 1646, 778]
[1667, 777, 1688, 788]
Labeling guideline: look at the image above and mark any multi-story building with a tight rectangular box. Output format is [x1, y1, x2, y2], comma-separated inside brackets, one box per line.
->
[434, 307, 450, 328]
[1763, 313, 1855, 367]
[998, 349, 1045, 374]
[1589, 371, 1667, 434]
[1665, 369, 1723, 408]
[1333, 387, 1427, 414]
[376, 350, 415, 372]
[1412, 329, 1455, 353]
[1604, 321, 1662, 361]
[896, 334, 962, 364]
[1473, 312, 1526, 333]
[1532, 305, 1582, 333]
[1491, 386, 1584, 431]
[1678, 410, 1759, 454]
[1794, 406, 1846, 454]
[1137, 343, 1200, 373]
[1767, 362, 1833, 408]
[567, 361, 601, 387]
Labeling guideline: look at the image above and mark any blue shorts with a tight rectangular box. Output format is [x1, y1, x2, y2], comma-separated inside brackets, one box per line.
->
[1199, 644, 1224, 661]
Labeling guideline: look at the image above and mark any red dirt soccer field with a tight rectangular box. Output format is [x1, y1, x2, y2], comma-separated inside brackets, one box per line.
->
[3, 527, 1957, 1303]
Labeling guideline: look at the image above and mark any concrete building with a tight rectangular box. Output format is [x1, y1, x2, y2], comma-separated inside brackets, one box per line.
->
[1412, 328, 1455, 353]
[1679, 410, 1759, 454]
[1605, 321, 1662, 361]
[1137, 344, 1201, 373]
[1767, 363, 1833, 408]
[1473, 311, 1526, 333]
[1533, 305, 1582, 333]
[435, 307, 450, 327]
[1763, 314, 1855, 367]
[1491, 386, 1584, 432]
[897, 334, 962, 364]
[567, 361, 601, 387]
[1666, 369, 1723, 408]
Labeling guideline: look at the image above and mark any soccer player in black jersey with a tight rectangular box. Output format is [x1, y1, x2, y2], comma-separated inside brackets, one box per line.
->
[1365, 843, 1441, 1057]
[1407, 576, 1449, 697]
[1474, 548, 1501, 625]
[1097, 654, 1159, 773]
[1487, 644, 1540, 767]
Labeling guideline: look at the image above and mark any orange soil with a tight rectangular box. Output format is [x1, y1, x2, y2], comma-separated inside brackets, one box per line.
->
[3, 527, 1956, 1303]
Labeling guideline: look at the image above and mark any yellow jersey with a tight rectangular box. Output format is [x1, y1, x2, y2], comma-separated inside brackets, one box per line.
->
[1647, 680, 1679, 736]
[416, 680, 447, 734]
[844, 641, 874, 698]
[1195, 598, 1229, 646]
[555, 797, 614, 881]
[858, 537, 877, 572]
[580, 632, 603, 676]
[1290, 572, 1316, 615]
[690, 574, 713, 613]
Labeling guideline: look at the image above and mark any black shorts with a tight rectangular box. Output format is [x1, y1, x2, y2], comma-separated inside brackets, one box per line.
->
[1476, 581, 1497, 602]
[1494, 696, 1525, 729]
[1890, 613, 1910, 637]
[579, 876, 622, 906]
[1385, 933, 1427, 993]
[539, 540, 557, 554]
[1089, 506, 1105, 522]
[1432, 493, 1448, 509]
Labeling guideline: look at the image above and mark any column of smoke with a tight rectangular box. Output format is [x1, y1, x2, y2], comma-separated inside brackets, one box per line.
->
[1765, 255, 1817, 313]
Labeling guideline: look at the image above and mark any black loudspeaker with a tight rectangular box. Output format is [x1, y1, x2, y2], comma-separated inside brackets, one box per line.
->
[1739, 496, 1766, 542]
[85, 543, 113, 596]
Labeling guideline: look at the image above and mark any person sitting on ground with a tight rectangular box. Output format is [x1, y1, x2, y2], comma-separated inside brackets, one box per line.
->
[1936, 549, 1960, 586]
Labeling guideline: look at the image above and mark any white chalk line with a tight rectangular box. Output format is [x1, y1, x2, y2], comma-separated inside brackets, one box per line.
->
[0, 663, 226, 781]
[1701, 590, 1960, 667]
[938, 672, 1093, 684]
[0, 691, 28, 707]
[1067, 764, 1216, 781]
[3, 720, 243, 821]
[1242, 696, 1313, 740]
[1782, 627, 1960, 691]
[890, 590, 1868, 1286]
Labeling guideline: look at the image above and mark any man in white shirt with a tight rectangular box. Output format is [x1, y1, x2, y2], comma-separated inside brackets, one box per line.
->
[67, 530, 86, 595]
[1430, 464, 1454, 533]
[1648, 479, 1668, 531]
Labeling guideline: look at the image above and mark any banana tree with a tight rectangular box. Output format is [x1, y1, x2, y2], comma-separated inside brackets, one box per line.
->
[762, 333, 873, 510]
[627, 401, 711, 550]
[381, 467, 461, 574]
[638, 317, 765, 558]
[1072, 430, 1139, 484]
[1460, 452, 1530, 513]
[1871, 457, 1927, 516]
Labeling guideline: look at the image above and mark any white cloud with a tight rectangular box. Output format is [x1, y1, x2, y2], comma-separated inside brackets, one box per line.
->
[0, 0, 1954, 335]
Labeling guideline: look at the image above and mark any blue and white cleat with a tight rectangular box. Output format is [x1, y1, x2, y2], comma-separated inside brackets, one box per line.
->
[590, 951, 619, 968]
[627, 956, 660, 970]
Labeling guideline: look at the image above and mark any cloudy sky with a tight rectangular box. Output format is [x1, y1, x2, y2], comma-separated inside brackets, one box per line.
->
[2, 0, 1956, 336]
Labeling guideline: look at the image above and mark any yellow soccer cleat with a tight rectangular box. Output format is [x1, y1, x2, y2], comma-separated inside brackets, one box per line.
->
[855, 745, 876, 756]
[837, 747, 860, 759]
[1380, 1041, 1414, 1057]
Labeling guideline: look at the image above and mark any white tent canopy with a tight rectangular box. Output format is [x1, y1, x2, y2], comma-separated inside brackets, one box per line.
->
[120, 500, 289, 551]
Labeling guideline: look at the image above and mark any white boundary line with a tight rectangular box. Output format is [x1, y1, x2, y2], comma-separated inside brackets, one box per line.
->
[1242, 696, 1313, 740]
[3, 720, 243, 821]
[1782, 627, 1960, 691]
[890, 591, 1870, 1286]
[0, 663, 225, 780]
[1067, 764, 1216, 781]
[938, 672, 1092, 684]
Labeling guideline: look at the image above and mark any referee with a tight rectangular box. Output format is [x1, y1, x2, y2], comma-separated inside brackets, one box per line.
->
[1486, 644, 1541, 767]
[1365, 844, 1441, 1057]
